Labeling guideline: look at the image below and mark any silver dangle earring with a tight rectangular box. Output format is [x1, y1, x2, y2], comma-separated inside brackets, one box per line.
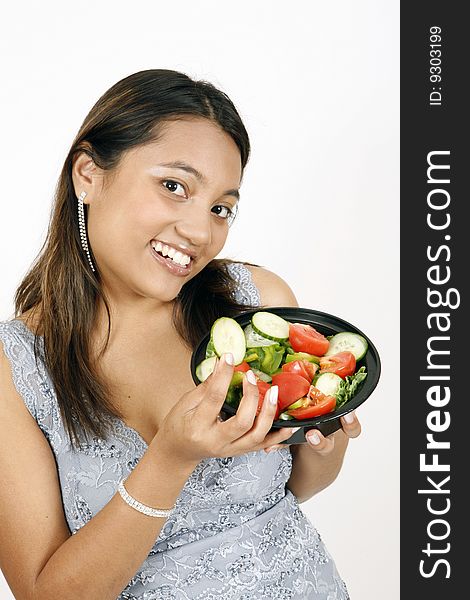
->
[77, 191, 96, 272]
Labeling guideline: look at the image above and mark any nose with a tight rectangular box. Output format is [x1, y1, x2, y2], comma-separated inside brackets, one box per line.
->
[175, 205, 212, 247]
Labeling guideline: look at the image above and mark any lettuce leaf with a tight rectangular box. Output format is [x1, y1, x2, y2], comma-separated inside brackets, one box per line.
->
[335, 366, 368, 409]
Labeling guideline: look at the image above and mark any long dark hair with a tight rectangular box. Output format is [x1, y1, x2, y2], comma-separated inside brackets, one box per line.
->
[13, 69, 262, 450]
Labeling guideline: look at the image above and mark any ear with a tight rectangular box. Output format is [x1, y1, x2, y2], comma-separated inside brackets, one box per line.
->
[71, 146, 103, 204]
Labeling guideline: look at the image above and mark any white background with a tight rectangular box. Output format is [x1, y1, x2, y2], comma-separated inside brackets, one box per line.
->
[0, 1, 399, 598]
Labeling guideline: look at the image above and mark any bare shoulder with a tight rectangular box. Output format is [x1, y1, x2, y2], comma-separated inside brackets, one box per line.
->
[243, 264, 300, 308]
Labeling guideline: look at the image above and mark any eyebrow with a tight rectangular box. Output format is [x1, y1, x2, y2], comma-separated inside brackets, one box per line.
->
[156, 161, 240, 201]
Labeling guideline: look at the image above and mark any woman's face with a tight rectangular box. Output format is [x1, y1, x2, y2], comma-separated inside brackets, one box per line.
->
[75, 117, 242, 308]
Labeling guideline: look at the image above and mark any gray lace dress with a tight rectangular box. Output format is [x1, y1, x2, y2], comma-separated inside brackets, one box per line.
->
[0, 261, 349, 599]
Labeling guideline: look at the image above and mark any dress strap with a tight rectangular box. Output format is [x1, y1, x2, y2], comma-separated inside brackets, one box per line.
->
[225, 261, 261, 307]
[0, 320, 60, 445]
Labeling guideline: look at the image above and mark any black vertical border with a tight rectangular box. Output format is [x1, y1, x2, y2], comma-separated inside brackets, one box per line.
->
[401, 3, 466, 597]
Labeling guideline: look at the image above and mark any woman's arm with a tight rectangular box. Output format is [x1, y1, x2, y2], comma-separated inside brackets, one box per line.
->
[0, 341, 198, 600]
[286, 414, 361, 502]
[245, 265, 361, 503]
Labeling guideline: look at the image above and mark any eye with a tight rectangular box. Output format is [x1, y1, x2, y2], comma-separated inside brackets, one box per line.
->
[162, 179, 186, 197]
[212, 202, 239, 227]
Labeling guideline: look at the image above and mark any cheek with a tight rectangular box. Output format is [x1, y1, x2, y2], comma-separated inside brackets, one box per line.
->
[213, 227, 229, 251]
[123, 195, 165, 229]
[107, 198, 174, 242]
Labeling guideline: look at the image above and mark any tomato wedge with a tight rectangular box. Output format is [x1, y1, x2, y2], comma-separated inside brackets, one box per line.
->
[234, 361, 251, 373]
[255, 380, 271, 412]
[282, 359, 318, 383]
[286, 385, 336, 419]
[253, 380, 282, 419]
[270, 372, 311, 412]
[289, 323, 330, 356]
[319, 351, 356, 379]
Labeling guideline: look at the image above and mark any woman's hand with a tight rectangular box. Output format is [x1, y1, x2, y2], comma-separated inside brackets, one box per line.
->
[282, 412, 362, 501]
[265, 410, 362, 454]
[154, 353, 299, 467]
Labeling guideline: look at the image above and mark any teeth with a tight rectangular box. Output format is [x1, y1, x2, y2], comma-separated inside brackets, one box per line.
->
[151, 240, 191, 266]
[173, 251, 186, 264]
[169, 251, 191, 266]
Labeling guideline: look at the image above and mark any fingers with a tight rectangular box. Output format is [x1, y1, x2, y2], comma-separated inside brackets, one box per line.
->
[225, 368, 260, 432]
[300, 412, 361, 455]
[251, 385, 279, 435]
[264, 440, 295, 453]
[302, 414, 361, 454]
[265, 444, 290, 453]
[304, 428, 335, 454]
[340, 410, 362, 438]
[249, 386, 300, 449]
[265, 427, 338, 454]
[221, 375, 275, 441]
[258, 421, 301, 451]
[198, 353, 234, 418]
[220, 376, 303, 452]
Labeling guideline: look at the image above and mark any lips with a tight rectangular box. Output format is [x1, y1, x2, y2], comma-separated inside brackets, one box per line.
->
[149, 242, 193, 276]
[150, 238, 197, 260]
[151, 241, 193, 269]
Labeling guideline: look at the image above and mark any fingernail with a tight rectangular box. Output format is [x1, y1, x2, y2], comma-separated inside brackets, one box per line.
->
[291, 427, 301, 433]
[224, 353, 234, 365]
[269, 385, 279, 405]
[343, 411, 355, 424]
[246, 369, 257, 385]
[308, 431, 320, 445]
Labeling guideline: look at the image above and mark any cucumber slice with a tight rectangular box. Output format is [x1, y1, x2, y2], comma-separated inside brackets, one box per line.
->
[251, 311, 290, 342]
[195, 356, 218, 382]
[244, 323, 278, 348]
[251, 368, 272, 383]
[210, 317, 246, 365]
[278, 412, 294, 420]
[325, 332, 368, 361]
[315, 373, 343, 397]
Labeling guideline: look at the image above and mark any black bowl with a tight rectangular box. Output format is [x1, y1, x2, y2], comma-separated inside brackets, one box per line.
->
[190, 307, 381, 444]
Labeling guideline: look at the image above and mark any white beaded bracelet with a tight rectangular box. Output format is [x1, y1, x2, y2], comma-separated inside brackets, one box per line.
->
[117, 476, 174, 518]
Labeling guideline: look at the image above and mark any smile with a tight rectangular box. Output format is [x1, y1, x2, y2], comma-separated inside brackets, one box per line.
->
[150, 240, 192, 266]
[149, 242, 193, 277]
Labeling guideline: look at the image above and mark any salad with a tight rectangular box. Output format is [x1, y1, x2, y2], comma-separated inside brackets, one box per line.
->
[195, 311, 368, 421]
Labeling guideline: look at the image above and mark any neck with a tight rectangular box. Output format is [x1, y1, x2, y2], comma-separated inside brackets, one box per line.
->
[90, 296, 177, 355]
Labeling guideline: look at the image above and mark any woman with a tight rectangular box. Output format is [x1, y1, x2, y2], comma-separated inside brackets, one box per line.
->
[0, 69, 361, 599]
